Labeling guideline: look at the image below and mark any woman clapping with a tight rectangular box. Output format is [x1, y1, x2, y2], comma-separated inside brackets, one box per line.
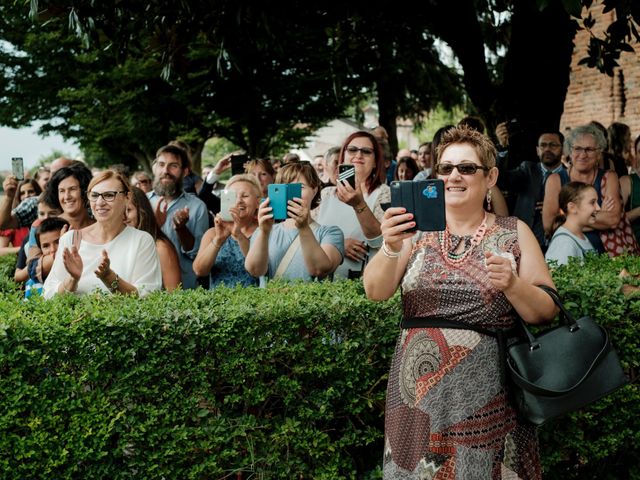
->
[44, 171, 162, 298]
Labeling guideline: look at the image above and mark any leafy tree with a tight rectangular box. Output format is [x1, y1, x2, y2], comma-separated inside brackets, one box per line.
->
[1, 0, 637, 170]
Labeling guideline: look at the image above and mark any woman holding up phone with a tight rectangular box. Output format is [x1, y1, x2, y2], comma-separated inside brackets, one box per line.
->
[193, 174, 261, 288]
[245, 163, 343, 281]
[363, 126, 556, 479]
[314, 131, 390, 279]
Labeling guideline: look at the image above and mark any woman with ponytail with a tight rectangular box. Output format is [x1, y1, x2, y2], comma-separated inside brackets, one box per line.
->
[545, 181, 600, 265]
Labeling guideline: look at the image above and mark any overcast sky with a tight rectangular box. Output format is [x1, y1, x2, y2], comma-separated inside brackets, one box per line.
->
[0, 124, 80, 171]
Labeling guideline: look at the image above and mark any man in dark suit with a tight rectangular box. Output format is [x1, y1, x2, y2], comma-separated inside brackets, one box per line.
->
[497, 131, 568, 250]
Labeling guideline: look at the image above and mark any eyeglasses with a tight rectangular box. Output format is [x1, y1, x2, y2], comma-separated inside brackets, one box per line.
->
[572, 146, 599, 155]
[88, 191, 127, 202]
[346, 146, 374, 156]
[435, 163, 490, 175]
[538, 142, 562, 149]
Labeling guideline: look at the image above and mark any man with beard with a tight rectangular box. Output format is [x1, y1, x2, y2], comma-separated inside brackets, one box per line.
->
[148, 144, 209, 289]
[497, 131, 569, 250]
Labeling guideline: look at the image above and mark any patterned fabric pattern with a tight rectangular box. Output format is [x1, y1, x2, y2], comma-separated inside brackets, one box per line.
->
[384, 216, 541, 479]
[209, 236, 258, 288]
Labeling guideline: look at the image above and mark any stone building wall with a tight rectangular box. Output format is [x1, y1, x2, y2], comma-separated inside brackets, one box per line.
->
[561, 4, 640, 136]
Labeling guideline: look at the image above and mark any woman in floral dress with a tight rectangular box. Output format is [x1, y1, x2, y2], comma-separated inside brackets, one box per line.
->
[364, 126, 557, 479]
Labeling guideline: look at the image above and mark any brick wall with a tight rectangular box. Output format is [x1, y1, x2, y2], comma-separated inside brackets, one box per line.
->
[560, 4, 640, 138]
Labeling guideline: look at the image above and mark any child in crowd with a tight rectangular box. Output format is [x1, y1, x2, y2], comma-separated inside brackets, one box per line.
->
[25, 217, 69, 298]
[545, 181, 600, 265]
[21, 194, 63, 295]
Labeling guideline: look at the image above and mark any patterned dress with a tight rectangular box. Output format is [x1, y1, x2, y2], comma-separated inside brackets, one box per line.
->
[383, 216, 541, 480]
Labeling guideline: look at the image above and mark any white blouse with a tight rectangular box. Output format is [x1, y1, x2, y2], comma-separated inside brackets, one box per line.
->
[43, 226, 162, 298]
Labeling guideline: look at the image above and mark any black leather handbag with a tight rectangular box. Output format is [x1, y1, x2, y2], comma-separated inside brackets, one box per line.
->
[507, 285, 628, 426]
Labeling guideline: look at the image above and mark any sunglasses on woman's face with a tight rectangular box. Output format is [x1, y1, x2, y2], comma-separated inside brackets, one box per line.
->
[346, 145, 374, 156]
[435, 163, 490, 175]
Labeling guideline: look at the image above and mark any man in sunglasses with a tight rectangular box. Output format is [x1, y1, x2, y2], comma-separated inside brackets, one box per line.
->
[497, 131, 568, 251]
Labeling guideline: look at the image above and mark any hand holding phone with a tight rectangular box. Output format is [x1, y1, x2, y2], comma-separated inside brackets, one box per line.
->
[230, 154, 249, 175]
[390, 180, 446, 232]
[219, 189, 237, 221]
[338, 164, 356, 189]
[11, 157, 24, 181]
[268, 183, 302, 221]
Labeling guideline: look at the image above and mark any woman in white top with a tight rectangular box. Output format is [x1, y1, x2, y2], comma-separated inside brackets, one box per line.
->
[545, 181, 600, 265]
[44, 170, 162, 298]
[315, 131, 390, 278]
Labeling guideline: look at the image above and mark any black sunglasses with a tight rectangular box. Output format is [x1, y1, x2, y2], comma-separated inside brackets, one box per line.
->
[346, 146, 374, 156]
[435, 163, 490, 175]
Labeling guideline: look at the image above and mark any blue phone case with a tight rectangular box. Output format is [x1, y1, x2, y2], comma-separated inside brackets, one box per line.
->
[268, 183, 302, 221]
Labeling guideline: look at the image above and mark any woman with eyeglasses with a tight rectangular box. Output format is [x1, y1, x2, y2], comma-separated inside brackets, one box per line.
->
[43, 170, 162, 298]
[364, 126, 556, 479]
[314, 131, 390, 279]
[542, 124, 637, 256]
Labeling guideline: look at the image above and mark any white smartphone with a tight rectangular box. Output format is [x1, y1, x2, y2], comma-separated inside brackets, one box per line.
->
[11, 157, 24, 180]
[220, 189, 237, 221]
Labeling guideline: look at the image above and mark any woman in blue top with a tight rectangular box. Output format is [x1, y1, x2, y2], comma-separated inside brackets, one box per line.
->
[245, 162, 344, 281]
[193, 174, 261, 288]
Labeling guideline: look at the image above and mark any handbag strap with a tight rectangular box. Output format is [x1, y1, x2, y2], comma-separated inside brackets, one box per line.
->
[508, 285, 612, 397]
[273, 222, 318, 279]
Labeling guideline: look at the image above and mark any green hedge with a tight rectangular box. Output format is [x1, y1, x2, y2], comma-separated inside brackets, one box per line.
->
[0, 254, 638, 479]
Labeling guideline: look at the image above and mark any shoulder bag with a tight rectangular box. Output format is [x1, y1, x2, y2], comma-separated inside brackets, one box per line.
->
[507, 285, 628, 425]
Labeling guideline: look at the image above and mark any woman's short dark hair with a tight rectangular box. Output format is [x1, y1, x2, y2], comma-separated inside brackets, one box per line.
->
[43, 163, 93, 211]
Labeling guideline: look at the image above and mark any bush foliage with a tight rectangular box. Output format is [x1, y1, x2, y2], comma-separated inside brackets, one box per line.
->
[0, 253, 638, 479]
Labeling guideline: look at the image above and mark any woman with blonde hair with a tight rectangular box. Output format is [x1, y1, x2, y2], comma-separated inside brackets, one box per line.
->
[244, 158, 276, 198]
[193, 174, 261, 287]
[44, 170, 161, 297]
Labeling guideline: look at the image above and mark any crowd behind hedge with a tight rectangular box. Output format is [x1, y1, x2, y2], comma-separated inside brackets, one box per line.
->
[0, 252, 638, 479]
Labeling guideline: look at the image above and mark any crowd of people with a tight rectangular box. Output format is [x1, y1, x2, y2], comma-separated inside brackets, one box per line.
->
[2, 119, 639, 296]
[1, 118, 638, 478]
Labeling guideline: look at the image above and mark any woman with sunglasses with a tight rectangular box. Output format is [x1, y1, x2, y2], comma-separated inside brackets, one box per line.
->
[364, 125, 556, 479]
[314, 131, 390, 278]
[44, 170, 161, 298]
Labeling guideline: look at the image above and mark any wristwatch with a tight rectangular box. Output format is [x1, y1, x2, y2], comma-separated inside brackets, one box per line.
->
[109, 273, 120, 292]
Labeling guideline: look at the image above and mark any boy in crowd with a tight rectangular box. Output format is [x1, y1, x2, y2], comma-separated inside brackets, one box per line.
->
[24, 217, 69, 298]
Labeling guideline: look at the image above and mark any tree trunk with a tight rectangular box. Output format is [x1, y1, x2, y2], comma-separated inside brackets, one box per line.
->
[498, 0, 577, 165]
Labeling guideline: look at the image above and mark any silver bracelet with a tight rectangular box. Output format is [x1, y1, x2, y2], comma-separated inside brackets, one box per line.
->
[382, 240, 401, 258]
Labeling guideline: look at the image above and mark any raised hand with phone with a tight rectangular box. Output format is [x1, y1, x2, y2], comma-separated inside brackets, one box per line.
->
[362, 126, 557, 478]
[192, 175, 261, 288]
[244, 163, 343, 281]
[315, 131, 391, 279]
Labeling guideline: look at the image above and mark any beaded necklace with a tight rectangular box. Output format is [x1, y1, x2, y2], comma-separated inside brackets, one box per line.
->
[439, 212, 488, 265]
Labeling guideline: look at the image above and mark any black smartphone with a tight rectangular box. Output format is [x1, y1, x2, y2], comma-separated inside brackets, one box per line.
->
[338, 164, 356, 188]
[230, 154, 248, 175]
[390, 179, 446, 232]
[11, 157, 24, 181]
